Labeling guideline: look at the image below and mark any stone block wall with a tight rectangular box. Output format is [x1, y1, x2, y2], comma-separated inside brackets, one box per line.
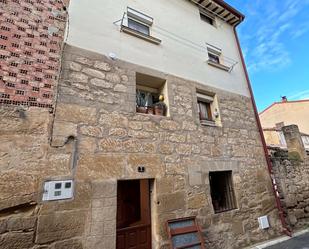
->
[270, 126, 309, 230]
[55, 44, 282, 248]
[0, 43, 284, 249]
[0, 0, 69, 109]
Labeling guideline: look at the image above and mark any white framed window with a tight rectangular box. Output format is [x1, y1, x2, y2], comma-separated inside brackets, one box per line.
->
[278, 131, 287, 147]
[120, 7, 161, 44]
[205, 43, 237, 72]
[197, 93, 214, 122]
[196, 91, 221, 126]
[302, 135, 309, 149]
[207, 43, 222, 65]
[128, 18, 150, 36]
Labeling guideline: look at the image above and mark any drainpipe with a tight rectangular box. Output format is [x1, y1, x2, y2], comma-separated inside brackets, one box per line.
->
[233, 24, 292, 237]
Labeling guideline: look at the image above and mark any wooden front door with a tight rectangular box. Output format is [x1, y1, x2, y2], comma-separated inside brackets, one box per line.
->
[116, 179, 152, 249]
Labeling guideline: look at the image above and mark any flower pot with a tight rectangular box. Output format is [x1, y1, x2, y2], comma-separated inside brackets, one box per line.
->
[154, 106, 164, 116]
[147, 107, 154, 115]
[136, 106, 147, 114]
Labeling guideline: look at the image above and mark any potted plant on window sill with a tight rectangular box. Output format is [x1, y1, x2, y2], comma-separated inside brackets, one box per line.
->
[136, 89, 147, 113]
[154, 95, 167, 116]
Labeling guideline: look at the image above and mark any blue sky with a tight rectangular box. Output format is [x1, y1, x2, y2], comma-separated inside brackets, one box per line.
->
[226, 0, 309, 111]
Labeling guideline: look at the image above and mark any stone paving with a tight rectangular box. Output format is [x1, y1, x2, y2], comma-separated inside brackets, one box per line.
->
[266, 233, 309, 249]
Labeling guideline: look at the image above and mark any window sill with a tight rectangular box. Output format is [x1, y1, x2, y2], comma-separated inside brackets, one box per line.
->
[207, 60, 230, 72]
[214, 208, 238, 214]
[200, 120, 217, 127]
[121, 25, 161, 45]
[136, 112, 170, 120]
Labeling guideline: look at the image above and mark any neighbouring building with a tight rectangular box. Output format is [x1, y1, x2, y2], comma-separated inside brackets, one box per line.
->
[0, 0, 288, 249]
[260, 97, 309, 151]
[270, 125, 309, 229]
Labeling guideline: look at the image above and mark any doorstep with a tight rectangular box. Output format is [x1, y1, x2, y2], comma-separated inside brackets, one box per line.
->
[244, 229, 309, 249]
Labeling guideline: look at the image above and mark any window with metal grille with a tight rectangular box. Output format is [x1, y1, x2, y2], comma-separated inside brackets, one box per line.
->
[209, 171, 237, 213]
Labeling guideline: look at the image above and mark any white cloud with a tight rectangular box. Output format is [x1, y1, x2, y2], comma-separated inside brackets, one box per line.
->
[289, 90, 309, 100]
[290, 21, 309, 38]
[238, 0, 309, 73]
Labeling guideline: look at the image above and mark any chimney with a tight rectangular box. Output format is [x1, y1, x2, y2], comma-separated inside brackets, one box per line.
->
[282, 125, 306, 161]
[281, 96, 288, 102]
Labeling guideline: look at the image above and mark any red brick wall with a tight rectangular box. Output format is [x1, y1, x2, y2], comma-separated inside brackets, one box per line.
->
[0, 0, 69, 110]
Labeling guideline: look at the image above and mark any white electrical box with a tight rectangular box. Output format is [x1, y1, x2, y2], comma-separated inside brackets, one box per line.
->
[42, 180, 74, 201]
[258, 215, 270, 229]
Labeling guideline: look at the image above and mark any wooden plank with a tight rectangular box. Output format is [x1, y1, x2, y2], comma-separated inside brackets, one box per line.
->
[170, 225, 198, 236]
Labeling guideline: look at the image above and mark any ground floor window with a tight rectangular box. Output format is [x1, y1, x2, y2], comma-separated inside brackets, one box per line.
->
[209, 171, 237, 213]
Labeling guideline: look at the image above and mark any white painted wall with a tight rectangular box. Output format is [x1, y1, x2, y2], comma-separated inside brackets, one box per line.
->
[67, 0, 250, 97]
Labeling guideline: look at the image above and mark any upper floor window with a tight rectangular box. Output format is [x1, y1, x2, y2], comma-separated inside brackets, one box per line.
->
[197, 91, 222, 127]
[206, 43, 234, 72]
[120, 7, 161, 45]
[200, 9, 215, 26]
[207, 44, 221, 65]
[128, 18, 150, 36]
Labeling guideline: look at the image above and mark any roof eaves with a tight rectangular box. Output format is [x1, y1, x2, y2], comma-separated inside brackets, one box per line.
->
[212, 0, 245, 21]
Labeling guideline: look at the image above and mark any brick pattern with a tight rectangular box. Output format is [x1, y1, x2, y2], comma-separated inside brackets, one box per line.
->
[0, 0, 69, 109]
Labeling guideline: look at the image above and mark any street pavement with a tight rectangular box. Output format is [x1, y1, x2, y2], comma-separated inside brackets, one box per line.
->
[266, 233, 309, 249]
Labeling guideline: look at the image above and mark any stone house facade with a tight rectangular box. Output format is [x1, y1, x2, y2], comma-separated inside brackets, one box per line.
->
[0, 0, 288, 249]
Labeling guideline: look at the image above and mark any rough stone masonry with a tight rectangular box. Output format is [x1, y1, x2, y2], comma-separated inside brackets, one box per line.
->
[270, 125, 309, 231]
[0, 0, 291, 248]
[0, 43, 285, 249]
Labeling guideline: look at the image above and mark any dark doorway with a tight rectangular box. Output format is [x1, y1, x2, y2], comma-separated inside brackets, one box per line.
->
[116, 179, 152, 249]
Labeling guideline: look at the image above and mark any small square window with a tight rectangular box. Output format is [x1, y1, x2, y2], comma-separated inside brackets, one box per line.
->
[65, 182, 72, 189]
[128, 18, 150, 36]
[196, 91, 221, 126]
[209, 171, 237, 213]
[54, 190, 62, 196]
[55, 183, 62, 189]
[208, 52, 220, 64]
[120, 7, 161, 45]
[136, 73, 168, 116]
[200, 9, 215, 26]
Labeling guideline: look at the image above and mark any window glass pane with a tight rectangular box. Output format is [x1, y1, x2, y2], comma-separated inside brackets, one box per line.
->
[128, 18, 149, 35]
[198, 101, 209, 120]
[208, 53, 220, 64]
[172, 232, 200, 248]
[169, 220, 194, 230]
